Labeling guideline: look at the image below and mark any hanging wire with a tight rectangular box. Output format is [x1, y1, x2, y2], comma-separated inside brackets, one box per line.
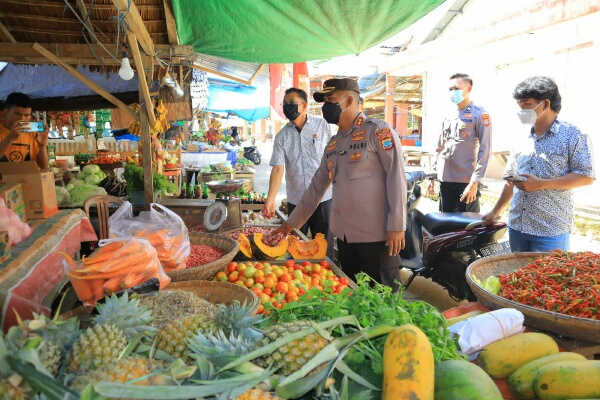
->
[62, 0, 121, 63]
[114, 0, 132, 55]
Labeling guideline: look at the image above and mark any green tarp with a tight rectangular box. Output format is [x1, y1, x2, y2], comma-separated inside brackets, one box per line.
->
[172, 0, 445, 64]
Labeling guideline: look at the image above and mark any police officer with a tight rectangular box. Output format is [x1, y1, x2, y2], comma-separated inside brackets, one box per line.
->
[275, 78, 407, 291]
[428, 73, 492, 212]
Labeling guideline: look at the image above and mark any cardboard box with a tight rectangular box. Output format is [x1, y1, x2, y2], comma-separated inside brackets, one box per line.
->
[0, 231, 10, 264]
[0, 162, 58, 220]
[186, 144, 199, 152]
[0, 183, 26, 222]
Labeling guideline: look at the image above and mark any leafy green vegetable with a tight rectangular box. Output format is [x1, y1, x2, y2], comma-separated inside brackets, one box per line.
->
[472, 275, 501, 294]
[266, 273, 463, 376]
[68, 178, 85, 188]
[68, 184, 107, 207]
[83, 164, 100, 175]
[84, 174, 101, 185]
[123, 162, 176, 195]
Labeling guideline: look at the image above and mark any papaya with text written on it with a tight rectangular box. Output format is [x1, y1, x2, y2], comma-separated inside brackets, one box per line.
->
[250, 233, 288, 260]
[434, 359, 502, 400]
[508, 352, 587, 399]
[477, 332, 559, 379]
[287, 233, 327, 260]
[533, 360, 600, 400]
[382, 324, 433, 400]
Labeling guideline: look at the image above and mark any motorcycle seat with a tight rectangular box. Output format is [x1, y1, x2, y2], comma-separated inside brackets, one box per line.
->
[243, 146, 256, 151]
[421, 212, 484, 236]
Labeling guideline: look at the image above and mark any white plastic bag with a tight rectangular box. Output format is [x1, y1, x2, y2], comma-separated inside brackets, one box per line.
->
[448, 308, 525, 358]
[108, 201, 190, 271]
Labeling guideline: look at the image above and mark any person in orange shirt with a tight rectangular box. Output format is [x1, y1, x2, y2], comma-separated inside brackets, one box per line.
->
[0, 92, 49, 169]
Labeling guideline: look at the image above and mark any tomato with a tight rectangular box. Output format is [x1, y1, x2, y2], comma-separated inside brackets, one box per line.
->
[312, 264, 322, 274]
[226, 262, 238, 273]
[262, 288, 273, 297]
[234, 280, 246, 287]
[254, 276, 265, 284]
[251, 286, 262, 296]
[259, 293, 271, 303]
[279, 273, 292, 283]
[302, 265, 312, 274]
[339, 277, 350, 286]
[243, 266, 256, 278]
[228, 272, 239, 283]
[292, 270, 304, 281]
[319, 260, 330, 269]
[254, 270, 265, 279]
[263, 277, 276, 289]
[214, 271, 227, 281]
[254, 263, 264, 270]
[302, 261, 312, 267]
[285, 260, 295, 268]
[275, 282, 289, 294]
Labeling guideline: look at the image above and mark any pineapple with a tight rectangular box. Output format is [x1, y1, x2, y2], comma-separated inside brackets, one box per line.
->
[155, 313, 212, 361]
[66, 324, 127, 374]
[0, 374, 32, 400]
[156, 301, 262, 362]
[235, 388, 284, 399]
[70, 356, 153, 392]
[255, 320, 330, 376]
[188, 330, 258, 367]
[94, 292, 155, 337]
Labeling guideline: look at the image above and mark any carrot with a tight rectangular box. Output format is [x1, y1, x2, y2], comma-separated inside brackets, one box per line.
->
[59, 252, 78, 271]
[102, 277, 122, 295]
[90, 278, 106, 302]
[68, 260, 152, 280]
[157, 268, 171, 290]
[69, 275, 95, 302]
[95, 241, 124, 255]
[120, 272, 150, 290]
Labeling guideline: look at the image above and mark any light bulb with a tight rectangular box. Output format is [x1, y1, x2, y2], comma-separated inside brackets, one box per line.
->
[119, 57, 134, 80]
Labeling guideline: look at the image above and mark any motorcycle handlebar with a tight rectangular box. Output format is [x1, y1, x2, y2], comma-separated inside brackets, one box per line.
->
[405, 171, 436, 184]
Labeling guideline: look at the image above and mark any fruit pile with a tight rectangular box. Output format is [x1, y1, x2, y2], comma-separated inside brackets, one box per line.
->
[213, 259, 350, 314]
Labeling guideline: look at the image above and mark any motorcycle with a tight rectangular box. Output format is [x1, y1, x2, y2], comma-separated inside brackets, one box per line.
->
[243, 146, 262, 165]
[400, 171, 510, 301]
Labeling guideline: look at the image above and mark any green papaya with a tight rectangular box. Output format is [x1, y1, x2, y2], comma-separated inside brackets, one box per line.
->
[434, 360, 503, 400]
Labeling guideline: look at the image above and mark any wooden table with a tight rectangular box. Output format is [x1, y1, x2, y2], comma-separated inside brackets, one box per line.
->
[0, 209, 97, 332]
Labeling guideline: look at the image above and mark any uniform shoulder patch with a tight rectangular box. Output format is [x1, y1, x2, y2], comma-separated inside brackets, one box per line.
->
[481, 113, 490, 126]
[380, 136, 394, 151]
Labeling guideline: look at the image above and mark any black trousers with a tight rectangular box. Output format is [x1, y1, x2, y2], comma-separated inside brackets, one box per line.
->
[439, 182, 481, 213]
[287, 199, 335, 260]
[337, 238, 401, 292]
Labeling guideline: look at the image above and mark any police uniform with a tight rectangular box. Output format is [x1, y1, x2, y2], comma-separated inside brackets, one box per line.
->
[433, 102, 492, 212]
[287, 113, 407, 288]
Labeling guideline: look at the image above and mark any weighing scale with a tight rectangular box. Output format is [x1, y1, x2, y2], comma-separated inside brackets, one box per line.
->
[160, 179, 246, 234]
[202, 179, 245, 233]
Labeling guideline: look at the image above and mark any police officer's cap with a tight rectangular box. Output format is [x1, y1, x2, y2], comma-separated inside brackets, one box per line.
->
[313, 78, 360, 103]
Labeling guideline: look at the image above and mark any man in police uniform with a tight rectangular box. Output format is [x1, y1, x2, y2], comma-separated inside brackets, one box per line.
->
[275, 78, 407, 291]
[428, 73, 492, 212]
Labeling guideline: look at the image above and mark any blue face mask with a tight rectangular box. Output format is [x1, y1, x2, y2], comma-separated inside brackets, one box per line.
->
[450, 89, 465, 104]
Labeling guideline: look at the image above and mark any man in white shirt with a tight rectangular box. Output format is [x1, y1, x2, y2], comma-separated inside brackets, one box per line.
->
[262, 88, 335, 259]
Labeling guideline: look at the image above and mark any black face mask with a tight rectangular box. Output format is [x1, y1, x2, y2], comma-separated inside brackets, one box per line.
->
[283, 104, 301, 121]
[321, 97, 348, 124]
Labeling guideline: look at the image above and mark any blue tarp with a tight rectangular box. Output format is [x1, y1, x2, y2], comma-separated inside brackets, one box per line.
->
[206, 77, 270, 122]
[0, 63, 147, 100]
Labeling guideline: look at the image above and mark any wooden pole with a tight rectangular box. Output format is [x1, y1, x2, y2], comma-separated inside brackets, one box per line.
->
[127, 33, 156, 126]
[385, 74, 394, 125]
[139, 105, 154, 209]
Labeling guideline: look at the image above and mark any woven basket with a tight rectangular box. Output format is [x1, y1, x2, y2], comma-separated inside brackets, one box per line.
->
[467, 252, 600, 343]
[165, 280, 259, 312]
[167, 232, 239, 282]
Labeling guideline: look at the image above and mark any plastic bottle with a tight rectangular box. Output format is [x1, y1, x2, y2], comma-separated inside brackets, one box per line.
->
[202, 184, 209, 199]
[180, 182, 187, 199]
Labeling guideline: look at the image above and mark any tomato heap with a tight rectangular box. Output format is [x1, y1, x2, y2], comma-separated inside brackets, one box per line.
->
[213, 259, 351, 314]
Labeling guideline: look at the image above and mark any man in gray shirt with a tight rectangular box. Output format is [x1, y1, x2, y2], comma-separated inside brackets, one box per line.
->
[428, 73, 492, 212]
[262, 87, 335, 259]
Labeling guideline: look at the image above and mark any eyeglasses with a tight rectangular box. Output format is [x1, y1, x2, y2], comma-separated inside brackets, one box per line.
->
[280, 100, 305, 106]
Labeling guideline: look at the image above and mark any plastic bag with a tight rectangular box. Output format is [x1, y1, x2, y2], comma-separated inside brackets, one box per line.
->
[61, 237, 171, 308]
[108, 201, 190, 271]
[448, 308, 525, 358]
[0, 199, 33, 245]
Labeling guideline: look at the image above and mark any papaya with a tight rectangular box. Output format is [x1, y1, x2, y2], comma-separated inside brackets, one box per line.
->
[287, 233, 327, 260]
[508, 352, 587, 399]
[533, 360, 600, 400]
[434, 360, 503, 400]
[477, 332, 559, 378]
[382, 324, 434, 400]
[234, 233, 253, 260]
[250, 233, 288, 260]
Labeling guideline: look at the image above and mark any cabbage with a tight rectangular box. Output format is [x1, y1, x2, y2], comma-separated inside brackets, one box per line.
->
[96, 170, 107, 180]
[65, 183, 74, 191]
[77, 171, 86, 180]
[55, 186, 70, 206]
[85, 174, 101, 185]
[68, 184, 107, 207]
[83, 164, 100, 175]
[69, 178, 85, 188]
